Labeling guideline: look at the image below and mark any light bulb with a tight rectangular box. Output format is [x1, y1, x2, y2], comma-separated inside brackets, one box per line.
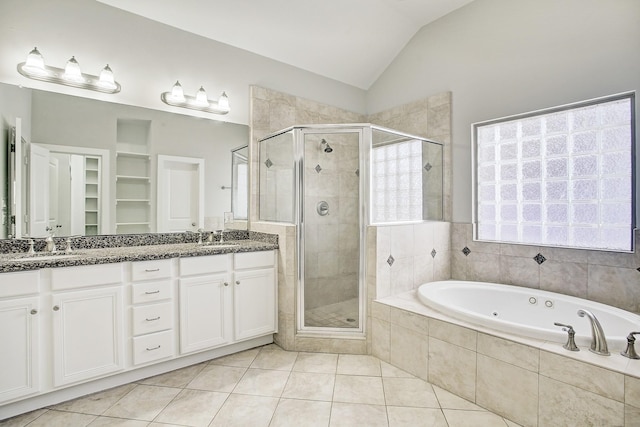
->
[63, 56, 84, 82]
[194, 86, 209, 107]
[170, 81, 185, 102]
[23, 47, 47, 75]
[97, 64, 117, 89]
[217, 91, 230, 112]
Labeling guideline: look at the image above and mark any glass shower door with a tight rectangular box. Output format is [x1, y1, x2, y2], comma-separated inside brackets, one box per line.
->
[301, 131, 362, 330]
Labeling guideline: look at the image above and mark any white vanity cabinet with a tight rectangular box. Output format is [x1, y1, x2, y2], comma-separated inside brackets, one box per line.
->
[50, 263, 125, 387]
[233, 251, 277, 341]
[129, 259, 175, 365]
[179, 254, 233, 354]
[178, 250, 277, 353]
[0, 247, 278, 418]
[0, 271, 40, 402]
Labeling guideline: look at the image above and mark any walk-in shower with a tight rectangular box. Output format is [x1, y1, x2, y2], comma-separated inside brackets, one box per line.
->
[258, 124, 443, 335]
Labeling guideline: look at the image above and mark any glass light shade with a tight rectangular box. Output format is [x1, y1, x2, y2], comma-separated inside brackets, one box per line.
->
[170, 81, 185, 102]
[97, 64, 116, 89]
[63, 56, 84, 82]
[194, 86, 209, 107]
[24, 47, 47, 75]
[217, 91, 230, 111]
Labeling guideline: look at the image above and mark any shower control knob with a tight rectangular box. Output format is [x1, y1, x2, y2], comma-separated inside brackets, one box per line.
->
[317, 201, 329, 216]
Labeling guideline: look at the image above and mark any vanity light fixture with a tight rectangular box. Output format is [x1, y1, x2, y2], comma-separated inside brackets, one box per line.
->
[17, 47, 121, 94]
[160, 81, 230, 115]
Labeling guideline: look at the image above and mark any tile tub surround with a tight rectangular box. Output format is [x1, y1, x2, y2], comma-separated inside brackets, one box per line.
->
[372, 291, 640, 427]
[451, 223, 640, 314]
[0, 231, 278, 272]
[0, 344, 519, 427]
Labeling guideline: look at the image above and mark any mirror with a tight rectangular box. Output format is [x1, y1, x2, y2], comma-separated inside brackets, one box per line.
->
[0, 81, 250, 238]
[231, 145, 248, 222]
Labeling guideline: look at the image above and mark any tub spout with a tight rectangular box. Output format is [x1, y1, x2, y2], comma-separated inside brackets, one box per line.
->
[577, 309, 610, 356]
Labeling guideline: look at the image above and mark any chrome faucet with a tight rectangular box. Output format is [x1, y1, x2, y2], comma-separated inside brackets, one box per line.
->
[577, 309, 610, 356]
[45, 226, 57, 253]
[621, 332, 640, 359]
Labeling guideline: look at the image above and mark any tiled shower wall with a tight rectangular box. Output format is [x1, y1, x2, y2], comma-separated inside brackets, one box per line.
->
[249, 85, 367, 353]
[303, 133, 360, 311]
[368, 92, 452, 222]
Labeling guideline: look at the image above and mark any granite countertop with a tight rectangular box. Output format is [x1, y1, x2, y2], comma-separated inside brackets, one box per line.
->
[0, 239, 278, 273]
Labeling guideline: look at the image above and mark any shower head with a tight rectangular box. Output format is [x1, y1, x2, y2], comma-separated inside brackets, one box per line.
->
[321, 139, 333, 153]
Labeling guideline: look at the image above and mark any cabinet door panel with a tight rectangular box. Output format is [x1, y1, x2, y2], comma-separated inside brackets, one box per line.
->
[0, 297, 39, 402]
[179, 274, 231, 354]
[52, 286, 124, 387]
[234, 268, 276, 341]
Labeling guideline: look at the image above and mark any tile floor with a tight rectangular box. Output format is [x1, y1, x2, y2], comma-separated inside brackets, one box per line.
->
[305, 298, 359, 328]
[1, 344, 521, 427]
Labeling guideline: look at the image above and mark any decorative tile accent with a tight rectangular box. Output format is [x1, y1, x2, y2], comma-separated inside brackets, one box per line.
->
[462, 247, 471, 256]
[355, 168, 359, 177]
[533, 253, 547, 265]
[424, 163, 432, 172]
[637, 267, 640, 272]
[387, 255, 395, 267]
[264, 158, 273, 168]
[431, 249, 437, 258]
[315, 164, 322, 173]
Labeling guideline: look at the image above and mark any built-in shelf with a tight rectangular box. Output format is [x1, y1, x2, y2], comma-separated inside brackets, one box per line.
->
[84, 156, 101, 235]
[116, 199, 151, 203]
[116, 119, 152, 233]
[116, 151, 151, 159]
[116, 175, 150, 181]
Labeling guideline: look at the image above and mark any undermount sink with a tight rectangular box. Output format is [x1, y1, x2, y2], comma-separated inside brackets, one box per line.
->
[15, 253, 80, 262]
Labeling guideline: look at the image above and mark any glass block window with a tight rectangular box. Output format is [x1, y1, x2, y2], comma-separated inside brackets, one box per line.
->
[473, 93, 635, 251]
[372, 139, 423, 222]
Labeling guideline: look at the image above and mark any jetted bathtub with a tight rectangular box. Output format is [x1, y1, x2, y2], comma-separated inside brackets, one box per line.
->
[417, 280, 640, 349]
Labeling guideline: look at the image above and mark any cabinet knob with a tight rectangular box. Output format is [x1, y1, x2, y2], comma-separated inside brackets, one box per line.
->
[30, 309, 38, 315]
[53, 305, 60, 311]
[235, 280, 240, 285]
[223, 282, 229, 287]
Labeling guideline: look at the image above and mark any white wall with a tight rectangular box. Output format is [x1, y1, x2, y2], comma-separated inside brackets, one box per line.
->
[0, 0, 366, 126]
[367, 0, 640, 223]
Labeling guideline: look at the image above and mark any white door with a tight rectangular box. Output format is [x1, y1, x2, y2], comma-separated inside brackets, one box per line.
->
[52, 286, 124, 386]
[234, 268, 277, 341]
[179, 274, 232, 354]
[157, 155, 204, 232]
[29, 144, 50, 237]
[0, 297, 39, 403]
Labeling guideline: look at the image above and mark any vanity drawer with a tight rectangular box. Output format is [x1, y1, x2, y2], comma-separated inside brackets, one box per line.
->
[179, 254, 229, 276]
[131, 259, 172, 281]
[131, 280, 172, 304]
[51, 263, 123, 291]
[234, 251, 275, 270]
[0, 270, 40, 297]
[132, 330, 174, 365]
[131, 302, 173, 336]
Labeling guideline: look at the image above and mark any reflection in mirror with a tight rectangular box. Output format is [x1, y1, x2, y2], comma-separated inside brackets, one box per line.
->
[0, 81, 249, 238]
[28, 144, 110, 237]
[231, 145, 248, 221]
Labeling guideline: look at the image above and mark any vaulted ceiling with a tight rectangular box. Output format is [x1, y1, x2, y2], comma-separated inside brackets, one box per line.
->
[97, 0, 475, 89]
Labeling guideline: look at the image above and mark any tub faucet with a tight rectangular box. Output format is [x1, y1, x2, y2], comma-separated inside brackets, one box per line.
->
[621, 332, 640, 359]
[577, 309, 610, 356]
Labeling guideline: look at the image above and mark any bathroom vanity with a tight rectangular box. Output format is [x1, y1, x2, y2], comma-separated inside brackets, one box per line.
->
[0, 238, 278, 419]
